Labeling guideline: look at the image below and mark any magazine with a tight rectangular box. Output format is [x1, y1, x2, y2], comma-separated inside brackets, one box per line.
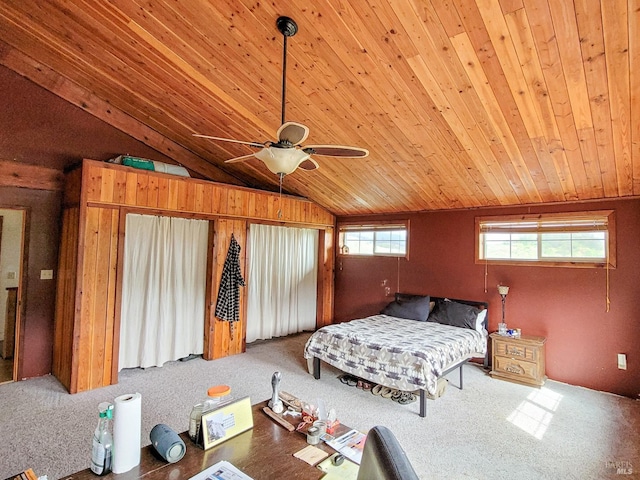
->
[325, 429, 366, 465]
[188, 460, 254, 480]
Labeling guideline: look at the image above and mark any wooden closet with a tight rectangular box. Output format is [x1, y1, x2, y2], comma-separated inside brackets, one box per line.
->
[53, 159, 335, 393]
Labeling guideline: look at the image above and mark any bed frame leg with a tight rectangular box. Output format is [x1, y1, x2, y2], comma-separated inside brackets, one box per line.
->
[419, 390, 426, 417]
[313, 357, 321, 380]
[459, 364, 464, 390]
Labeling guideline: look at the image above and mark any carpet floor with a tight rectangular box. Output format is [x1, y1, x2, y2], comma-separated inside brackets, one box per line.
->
[0, 332, 638, 479]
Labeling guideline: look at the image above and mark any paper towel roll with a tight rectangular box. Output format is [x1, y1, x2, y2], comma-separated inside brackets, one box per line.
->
[112, 392, 142, 474]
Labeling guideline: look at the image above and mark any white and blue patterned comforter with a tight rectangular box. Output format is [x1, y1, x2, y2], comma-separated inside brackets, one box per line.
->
[304, 314, 487, 396]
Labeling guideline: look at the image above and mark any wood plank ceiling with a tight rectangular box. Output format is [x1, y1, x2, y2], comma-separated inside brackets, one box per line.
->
[0, 0, 637, 216]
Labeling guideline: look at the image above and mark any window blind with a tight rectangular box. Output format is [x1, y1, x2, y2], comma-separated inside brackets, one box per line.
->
[479, 216, 609, 234]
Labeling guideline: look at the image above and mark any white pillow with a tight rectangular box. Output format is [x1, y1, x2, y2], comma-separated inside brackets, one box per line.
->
[475, 309, 488, 333]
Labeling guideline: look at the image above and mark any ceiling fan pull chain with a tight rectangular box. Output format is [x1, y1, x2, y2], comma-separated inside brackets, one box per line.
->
[277, 172, 284, 219]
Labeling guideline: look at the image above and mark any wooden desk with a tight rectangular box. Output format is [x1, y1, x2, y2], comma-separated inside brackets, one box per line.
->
[61, 401, 348, 480]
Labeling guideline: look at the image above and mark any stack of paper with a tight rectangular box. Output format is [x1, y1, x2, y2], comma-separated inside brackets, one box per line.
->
[325, 429, 367, 465]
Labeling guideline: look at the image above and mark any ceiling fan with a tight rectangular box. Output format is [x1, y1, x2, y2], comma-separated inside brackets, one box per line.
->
[194, 16, 369, 177]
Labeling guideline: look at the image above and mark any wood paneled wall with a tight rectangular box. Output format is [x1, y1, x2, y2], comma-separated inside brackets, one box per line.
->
[83, 160, 334, 226]
[54, 159, 335, 393]
[52, 207, 79, 390]
[205, 219, 248, 360]
[317, 229, 335, 329]
[76, 206, 119, 392]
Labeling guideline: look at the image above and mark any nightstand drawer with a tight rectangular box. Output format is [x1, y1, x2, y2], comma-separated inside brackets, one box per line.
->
[494, 340, 538, 362]
[493, 355, 539, 381]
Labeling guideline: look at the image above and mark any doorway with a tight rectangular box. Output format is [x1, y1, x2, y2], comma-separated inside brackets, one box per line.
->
[0, 208, 25, 384]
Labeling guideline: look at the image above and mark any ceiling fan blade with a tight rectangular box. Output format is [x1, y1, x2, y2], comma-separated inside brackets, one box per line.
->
[193, 134, 264, 148]
[225, 153, 257, 164]
[277, 122, 309, 146]
[298, 157, 320, 171]
[302, 145, 369, 158]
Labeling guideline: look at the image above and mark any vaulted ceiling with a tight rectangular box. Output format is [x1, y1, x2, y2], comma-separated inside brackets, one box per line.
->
[0, 1, 638, 216]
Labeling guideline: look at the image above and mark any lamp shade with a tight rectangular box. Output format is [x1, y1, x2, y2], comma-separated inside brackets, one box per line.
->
[497, 285, 510, 296]
[254, 146, 311, 175]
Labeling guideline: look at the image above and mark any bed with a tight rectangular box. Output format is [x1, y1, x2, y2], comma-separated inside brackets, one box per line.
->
[303, 294, 488, 417]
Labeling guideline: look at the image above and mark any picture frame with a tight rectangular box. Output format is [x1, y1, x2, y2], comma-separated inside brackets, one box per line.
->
[200, 396, 254, 451]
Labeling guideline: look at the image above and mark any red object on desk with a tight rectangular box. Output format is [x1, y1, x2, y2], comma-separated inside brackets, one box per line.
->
[326, 419, 340, 435]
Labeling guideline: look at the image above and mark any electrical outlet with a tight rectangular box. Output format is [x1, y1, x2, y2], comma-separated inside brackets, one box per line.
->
[7, 271, 16, 280]
[617, 354, 627, 370]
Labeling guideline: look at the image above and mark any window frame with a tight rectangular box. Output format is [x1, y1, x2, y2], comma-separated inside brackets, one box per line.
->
[475, 210, 616, 268]
[338, 220, 409, 258]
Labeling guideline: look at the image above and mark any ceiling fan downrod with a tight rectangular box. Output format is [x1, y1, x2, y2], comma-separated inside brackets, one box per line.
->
[276, 16, 298, 126]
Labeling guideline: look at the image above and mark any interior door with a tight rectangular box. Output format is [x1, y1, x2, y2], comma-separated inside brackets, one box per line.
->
[0, 208, 25, 384]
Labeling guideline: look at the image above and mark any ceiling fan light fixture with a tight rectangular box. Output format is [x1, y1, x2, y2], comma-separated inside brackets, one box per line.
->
[195, 15, 368, 176]
[254, 147, 311, 175]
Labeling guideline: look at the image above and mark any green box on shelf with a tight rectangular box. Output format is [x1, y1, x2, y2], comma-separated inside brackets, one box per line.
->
[121, 156, 155, 171]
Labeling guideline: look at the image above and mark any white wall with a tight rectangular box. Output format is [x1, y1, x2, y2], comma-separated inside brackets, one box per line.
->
[0, 209, 23, 342]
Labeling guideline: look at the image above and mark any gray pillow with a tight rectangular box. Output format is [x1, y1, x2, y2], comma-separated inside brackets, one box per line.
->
[382, 295, 432, 321]
[428, 299, 480, 330]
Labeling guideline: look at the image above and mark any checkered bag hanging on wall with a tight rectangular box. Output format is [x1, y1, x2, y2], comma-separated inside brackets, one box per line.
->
[214, 233, 245, 338]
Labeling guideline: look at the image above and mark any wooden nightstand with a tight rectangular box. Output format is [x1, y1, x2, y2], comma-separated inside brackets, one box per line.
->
[489, 333, 547, 387]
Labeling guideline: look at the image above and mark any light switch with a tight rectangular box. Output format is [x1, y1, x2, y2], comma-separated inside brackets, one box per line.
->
[617, 354, 627, 370]
[40, 269, 54, 280]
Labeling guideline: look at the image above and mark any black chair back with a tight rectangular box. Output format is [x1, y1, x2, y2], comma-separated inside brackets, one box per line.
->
[356, 425, 419, 480]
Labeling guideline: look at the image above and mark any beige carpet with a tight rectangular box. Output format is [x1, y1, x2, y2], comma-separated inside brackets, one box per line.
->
[0, 332, 638, 479]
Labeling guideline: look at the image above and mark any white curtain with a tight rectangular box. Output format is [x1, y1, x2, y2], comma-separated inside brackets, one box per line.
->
[119, 214, 209, 370]
[246, 224, 318, 343]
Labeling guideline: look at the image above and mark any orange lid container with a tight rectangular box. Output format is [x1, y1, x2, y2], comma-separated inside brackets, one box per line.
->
[207, 385, 231, 398]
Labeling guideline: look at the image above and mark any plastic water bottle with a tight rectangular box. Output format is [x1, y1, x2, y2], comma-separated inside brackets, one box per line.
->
[90, 402, 113, 475]
[188, 385, 231, 443]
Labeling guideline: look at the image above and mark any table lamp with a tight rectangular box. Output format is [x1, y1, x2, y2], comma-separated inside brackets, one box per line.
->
[497, 284, 509, 335]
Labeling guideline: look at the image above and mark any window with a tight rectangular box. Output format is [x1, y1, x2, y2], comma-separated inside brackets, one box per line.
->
[476, 211, 615, 268]
[338, 221, 408, 257]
